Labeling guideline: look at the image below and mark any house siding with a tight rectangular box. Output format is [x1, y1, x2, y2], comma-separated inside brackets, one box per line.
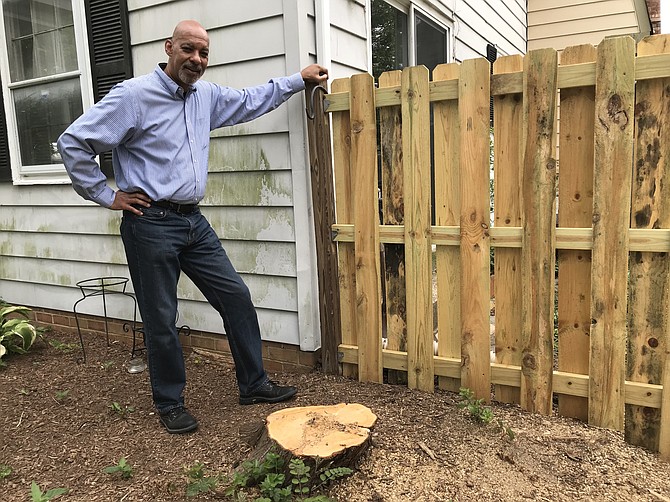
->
[449, 0, 527, 61]
[0, 0, 529, 358]
[528, 0, 651, 50]
[0, 0, 322, 352]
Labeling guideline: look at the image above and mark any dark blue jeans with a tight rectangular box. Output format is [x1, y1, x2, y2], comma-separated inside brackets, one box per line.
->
[120, 205, 267, 413]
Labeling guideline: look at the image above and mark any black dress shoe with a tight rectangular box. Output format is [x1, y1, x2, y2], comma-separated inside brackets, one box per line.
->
[239, 380, 298, 405]
[159, 406, 198, 434]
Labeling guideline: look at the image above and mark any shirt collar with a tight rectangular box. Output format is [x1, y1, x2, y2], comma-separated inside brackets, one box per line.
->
[155, 63, 198, 97]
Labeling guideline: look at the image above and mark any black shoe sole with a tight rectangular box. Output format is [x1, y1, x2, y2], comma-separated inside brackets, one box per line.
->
[160, 419, 198, 434]
[239, 388, 298, 405]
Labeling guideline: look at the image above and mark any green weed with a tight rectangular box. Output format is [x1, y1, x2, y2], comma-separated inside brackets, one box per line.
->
[223, 450, 351, 501]
[184, 462, 220, 497]
[48, 339, 78, 353]
[0, 464, 12, 480]
[457, 387, 494, 423]
[30, 481, 67, 501]
[54, 390, 70, 402]
[103, 457, 133, 480]
[110, 401, 135, 418]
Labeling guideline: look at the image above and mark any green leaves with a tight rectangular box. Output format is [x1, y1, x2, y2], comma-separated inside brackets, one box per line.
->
[103, 457, 133, 479]
[457, 387, 494, 424]
[0, 305, 38, 365]
[30, 481, 67, 502]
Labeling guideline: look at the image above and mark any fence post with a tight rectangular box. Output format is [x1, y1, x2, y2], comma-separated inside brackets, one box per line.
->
[589, 36, 635, 431]
[557, 44, 597, 421]
[626, 34, 670, 449]
[520, 48, 558, 415]
[305, 81, 341, 374]
[459, 58, 492, 401]
[350, 73, 383, 383]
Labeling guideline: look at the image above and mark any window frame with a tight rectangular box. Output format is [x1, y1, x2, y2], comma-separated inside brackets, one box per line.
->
[370, 0, 453, 72]
[0, 0, 94, 185]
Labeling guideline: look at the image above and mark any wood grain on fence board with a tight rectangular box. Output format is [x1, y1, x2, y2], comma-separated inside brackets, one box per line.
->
[493, 55, 523, 405]
[379, 71, 406, 366]
[627, 34, 670, 451]
[589, 36, 636, 431]
[434, 62, 462, 393]
[458, 58, 492, 401]
[401, 66, 434, 392]
[557, 44, 597, 422]
[350, 73, 383, 383]
[520, 48, 558, 415]
[305, 80, 341, 374]
[331, 77, 357, 379]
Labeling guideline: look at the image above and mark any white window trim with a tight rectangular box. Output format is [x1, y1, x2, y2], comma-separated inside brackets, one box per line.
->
[368, 0, 454, 72]
[0, 0, 94, 185]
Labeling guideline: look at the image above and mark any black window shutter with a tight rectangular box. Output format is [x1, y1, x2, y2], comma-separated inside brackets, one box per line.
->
[0, 82, 11, 182]
[84, 0, 133, 178]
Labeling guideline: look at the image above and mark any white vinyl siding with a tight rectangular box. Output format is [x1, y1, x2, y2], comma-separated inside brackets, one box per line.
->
[528, 0, 652, 50]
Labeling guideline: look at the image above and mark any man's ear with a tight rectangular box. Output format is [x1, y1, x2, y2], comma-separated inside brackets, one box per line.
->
[165, 39, 173, 57]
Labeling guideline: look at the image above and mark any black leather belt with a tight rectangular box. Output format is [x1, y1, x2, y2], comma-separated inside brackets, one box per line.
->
[152, 200, 199, 214]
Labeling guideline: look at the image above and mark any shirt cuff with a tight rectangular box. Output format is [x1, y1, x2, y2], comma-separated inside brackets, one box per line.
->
[96, 186, 116, 208]
[288, 72, 306, 92]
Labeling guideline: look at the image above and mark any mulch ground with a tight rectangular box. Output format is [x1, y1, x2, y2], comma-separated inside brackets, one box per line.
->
[2, 330, 670, 501]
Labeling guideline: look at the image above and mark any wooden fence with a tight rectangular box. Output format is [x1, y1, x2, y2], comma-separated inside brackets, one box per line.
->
[307, 34, 670, 456]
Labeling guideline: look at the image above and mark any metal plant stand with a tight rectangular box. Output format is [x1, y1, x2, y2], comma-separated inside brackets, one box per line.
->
[73, 276, 192, 371]
[73, 276, 139, 364]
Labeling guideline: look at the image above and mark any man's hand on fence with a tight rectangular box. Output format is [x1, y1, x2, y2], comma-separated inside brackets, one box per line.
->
[301, 64, 329, 84]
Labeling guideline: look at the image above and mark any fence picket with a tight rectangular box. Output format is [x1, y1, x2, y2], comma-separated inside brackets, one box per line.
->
[493, 55, 523, 405]
[589, 36, 636, 430]
[332, 77, 357, 379]
[350, 73, 383, 383]
[557, 44, 597, 421]
[458, 58, 492, 400]
[626, 34, 670, 449]
[520, 48, 558, 415]
[379, 71, 406, 373]
[401, 66, 434, 391]
[434, 63, 462, 392]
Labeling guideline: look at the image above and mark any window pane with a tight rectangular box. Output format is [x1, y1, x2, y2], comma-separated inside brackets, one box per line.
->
[3, 0, 77, 82]
[371, 0, 408, 80]
[14, 78, 82, 165]
[416, 13, 447, 78]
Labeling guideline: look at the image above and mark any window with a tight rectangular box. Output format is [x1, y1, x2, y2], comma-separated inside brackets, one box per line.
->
[0, 0, 132, 183]
[371, 0, 451, 80]
[0, 0, 90, 182]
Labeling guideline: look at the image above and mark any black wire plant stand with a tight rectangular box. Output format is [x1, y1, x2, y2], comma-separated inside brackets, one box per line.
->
[73, 276, 192, 369]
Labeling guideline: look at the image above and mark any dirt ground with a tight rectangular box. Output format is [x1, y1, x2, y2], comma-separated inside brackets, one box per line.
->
[2, 330, 670, 502]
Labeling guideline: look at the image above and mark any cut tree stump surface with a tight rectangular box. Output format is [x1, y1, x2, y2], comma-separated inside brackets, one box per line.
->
[266, 403, 377, 458]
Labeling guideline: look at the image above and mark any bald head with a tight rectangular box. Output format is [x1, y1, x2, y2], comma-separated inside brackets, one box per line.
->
[171, 20, 209, 43]
[164, 20, 210, 90]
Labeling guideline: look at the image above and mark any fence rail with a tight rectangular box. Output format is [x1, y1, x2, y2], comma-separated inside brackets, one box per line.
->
[315, 34, 670, 456]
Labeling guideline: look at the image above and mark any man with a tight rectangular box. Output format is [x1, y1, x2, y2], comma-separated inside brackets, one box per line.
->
[58, 20, 328, 434]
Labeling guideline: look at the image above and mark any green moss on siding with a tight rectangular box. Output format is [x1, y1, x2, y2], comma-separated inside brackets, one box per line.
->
[0, 239, 11, 255]
[24, 242, 37, 257]
[205, 172, 292, 206]
[208, 138, 271, 172]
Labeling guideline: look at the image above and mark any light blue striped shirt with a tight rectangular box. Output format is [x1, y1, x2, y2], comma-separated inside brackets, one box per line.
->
[58, 64, 305, 207]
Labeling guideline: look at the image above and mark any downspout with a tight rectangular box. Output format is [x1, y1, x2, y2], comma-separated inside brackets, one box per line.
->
[315, 0, 332, 73]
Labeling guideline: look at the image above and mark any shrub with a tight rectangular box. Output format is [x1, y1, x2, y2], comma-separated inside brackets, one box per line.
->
[0, 305, 38, 366]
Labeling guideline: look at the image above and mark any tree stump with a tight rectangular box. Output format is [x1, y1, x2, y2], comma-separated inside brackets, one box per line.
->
[240, 403, 377, 474]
